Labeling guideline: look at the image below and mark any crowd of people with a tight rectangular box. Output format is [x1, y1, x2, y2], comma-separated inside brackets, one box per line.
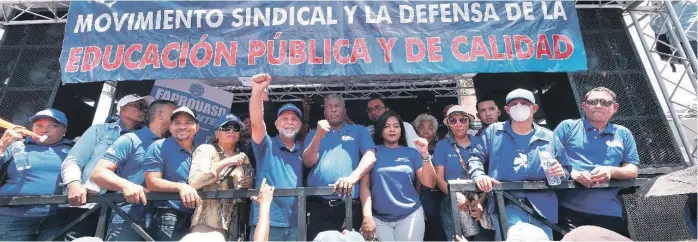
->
[0, 73, 641, 241]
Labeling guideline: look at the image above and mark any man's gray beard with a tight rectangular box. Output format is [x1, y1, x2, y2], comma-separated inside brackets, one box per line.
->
[279, 129, 299, 139]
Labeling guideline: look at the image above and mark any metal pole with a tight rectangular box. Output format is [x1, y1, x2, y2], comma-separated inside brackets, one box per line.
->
[663, 0, 698, 84]
[629, 11, 697, 166]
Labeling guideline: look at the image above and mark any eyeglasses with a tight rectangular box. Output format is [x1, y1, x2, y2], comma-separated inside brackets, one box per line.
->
[585, 98, 614, 107]
[217, 126, 241, 133]
[366, 106, 385, 113]
[448, 117, 470, 125]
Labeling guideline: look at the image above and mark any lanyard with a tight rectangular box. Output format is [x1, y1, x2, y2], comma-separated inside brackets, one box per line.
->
[452, 143, 470, 180]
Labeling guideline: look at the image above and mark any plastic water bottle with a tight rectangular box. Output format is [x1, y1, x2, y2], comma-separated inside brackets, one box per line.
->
[11, 141, 31, 171]
[539, 147, 561, 186]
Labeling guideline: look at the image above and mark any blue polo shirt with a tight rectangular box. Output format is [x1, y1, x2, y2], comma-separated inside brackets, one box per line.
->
[554, 119, 640, 217]
[143, 137, 197, 213]
[433, 135, 483, 181]
[250, 134, 303, 227]
[304, 123, 375, 199]
[469, 121, 570, 223]
[0, 138, 73, 217]
[371, 145, 423, 222]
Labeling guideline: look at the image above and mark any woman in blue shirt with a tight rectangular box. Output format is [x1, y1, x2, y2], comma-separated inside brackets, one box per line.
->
[359, 111, 436, 241]
[433, 105, 492, 241]
[0, 109, 73, 241]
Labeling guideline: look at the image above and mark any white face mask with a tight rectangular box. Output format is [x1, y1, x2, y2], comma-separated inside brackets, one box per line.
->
[509, 103, 532, 122]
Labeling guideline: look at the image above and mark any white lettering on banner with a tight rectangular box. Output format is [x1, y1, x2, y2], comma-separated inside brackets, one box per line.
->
[153, 88, 226, 117]
[72, 1, 568, 33]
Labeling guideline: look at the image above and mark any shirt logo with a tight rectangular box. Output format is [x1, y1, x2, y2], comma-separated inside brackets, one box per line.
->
[448, 154, 459, 158]
[606, 139, 624, 148]
[341, 135, 354, 141]
[189, 83, 205, 98]
[395, 157, 410, 163]
[513, 153, 528, 173]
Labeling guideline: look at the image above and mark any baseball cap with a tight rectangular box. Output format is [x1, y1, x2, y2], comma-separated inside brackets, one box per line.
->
[30, 109, 68, 128]
[277, 103, 302, 118]
[561, 226, 631, 241]
[170, 106, 197, 122]
[313, 230, 365, 242]
[505, 88, 536, 105]
[116, 94, 155, 114]
[214, 113, 243, 129]
[506, 222, 550, 241]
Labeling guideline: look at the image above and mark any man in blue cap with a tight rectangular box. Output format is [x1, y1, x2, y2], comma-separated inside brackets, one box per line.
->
[90, 100, 177, 241]
[248, 73, 304, 241]
[469, 88, 570, 240]
[143, 106, 202, 240]
[0, 109, 74, 240]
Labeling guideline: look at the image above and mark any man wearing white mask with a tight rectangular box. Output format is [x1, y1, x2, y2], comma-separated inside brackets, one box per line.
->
[468, 88, 570, 240]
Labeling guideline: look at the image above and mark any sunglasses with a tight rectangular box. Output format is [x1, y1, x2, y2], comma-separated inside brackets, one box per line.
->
[448, 117, 470, 125]
[217, 126, 241, 133]
[585, 99, 614, 107]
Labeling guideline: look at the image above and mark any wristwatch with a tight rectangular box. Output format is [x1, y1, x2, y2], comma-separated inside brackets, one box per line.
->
[422, 154, 432, 161]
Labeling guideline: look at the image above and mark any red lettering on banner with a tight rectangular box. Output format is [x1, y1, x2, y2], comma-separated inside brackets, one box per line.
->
[179, 42, 190, 68]
[267, 40, 287, 65]
[536, 34, 552, 60]
[333, 39, 350, 65]
[248, 40, 265, 65]
[139, 43, 161, 69]
[426, 37, 443, 62]
[377, 38, 397, 63]
[308, 39, 323, 64]
[161, 42, 180, 69]
[214, 41, 237, 67]
[289, 40, 307, 65]
[124, 44, 143, 70]
[351, 38, 372, 64]
[514, 35, 534, 60]
[324, 39, 332, 64]
[553, 34, 573, 60]
[470, 36, 491, 61]
[81, 46, 102, 72]
[103, 45, 125, 71]
[503, 35, 514, 60]
[65, 47, 84, 73]
[406, 38, 426, 63]
[451, 36, 470, 61]
[489, 36, 505, 60]
[191, 35, 213, 68]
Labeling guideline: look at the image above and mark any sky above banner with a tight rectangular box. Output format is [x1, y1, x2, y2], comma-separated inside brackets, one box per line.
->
[60, 1, 588, 84]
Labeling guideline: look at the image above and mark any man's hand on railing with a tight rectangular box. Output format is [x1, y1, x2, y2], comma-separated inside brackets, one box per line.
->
[333, 176, 357, 196]
[122, 183, 149, 205]
[360, 217, 377, 241]
[67, 181, 87, 206]
[178, 183, 201, 209]
[571, 170, 594, 188]
[590, 166, 613, 184]
[474, 176, 500, 193]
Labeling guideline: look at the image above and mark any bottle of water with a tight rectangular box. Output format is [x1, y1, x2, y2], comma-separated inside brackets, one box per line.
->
[539, 147, 561, 186]
[11, 141, 31, 172]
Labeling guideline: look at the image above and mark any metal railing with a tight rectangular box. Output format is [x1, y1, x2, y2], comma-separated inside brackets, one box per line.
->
[448, 178, 651, 240]
[0, 179, 651, 241]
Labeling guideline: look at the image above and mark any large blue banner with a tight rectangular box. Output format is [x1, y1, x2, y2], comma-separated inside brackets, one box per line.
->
[60, 1, 587, 83]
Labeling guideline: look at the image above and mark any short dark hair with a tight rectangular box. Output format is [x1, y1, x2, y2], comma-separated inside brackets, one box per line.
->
[584, 87, 617, 103]
[368, 94, 385, 105]
[476, 95, 497, 109]
[148, 100, 177, 124]
[372, 110, 408, 147]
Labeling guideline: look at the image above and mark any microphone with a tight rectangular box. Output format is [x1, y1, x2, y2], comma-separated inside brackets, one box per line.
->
[219, 153, 247, 183]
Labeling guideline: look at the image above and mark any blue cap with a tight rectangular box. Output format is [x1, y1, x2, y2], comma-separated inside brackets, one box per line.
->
[277, 103, 302, 118]
[30, 109, 68, 128]
[215, 113, 243, 128]
[505, 88, 536, 105]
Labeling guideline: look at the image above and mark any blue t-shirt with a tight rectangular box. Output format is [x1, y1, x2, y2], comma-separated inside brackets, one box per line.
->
[0, 138, 73, 217]
[250, 134, 303, 227]
[555, 119, 640, 217]
[371, 145, 423, 222]
[304, 123, 375, 199]
[469, 121, 571, 223]
[433, 135, 483, 181]
[143, 137, 196, 213]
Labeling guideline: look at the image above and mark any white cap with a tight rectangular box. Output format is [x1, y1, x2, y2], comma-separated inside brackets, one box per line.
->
[171, 106, 197, 121]
[506, 222, 551, 241]
[116, 94, 155, 114]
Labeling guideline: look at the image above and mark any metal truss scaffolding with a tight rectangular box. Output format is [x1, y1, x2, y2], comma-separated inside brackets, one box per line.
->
[626, 0, 698, 164]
